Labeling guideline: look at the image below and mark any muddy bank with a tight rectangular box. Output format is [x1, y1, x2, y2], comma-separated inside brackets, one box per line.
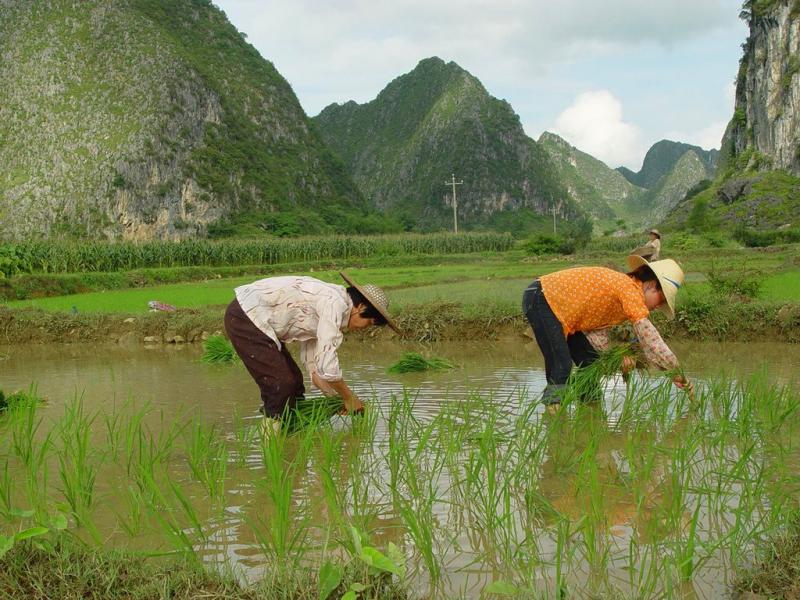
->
[1, 298, 798, 345]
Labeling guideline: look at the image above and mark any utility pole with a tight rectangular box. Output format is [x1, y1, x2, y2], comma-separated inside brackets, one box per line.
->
[444, 173, 464, 233]
[552, 200, 563, 235]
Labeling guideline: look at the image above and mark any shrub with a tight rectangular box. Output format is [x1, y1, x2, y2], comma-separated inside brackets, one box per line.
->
[733, 225, 800, 247]
[524, 234, 575, 256]
[667, 233, 702, 251]
[707, 267, 762, 299]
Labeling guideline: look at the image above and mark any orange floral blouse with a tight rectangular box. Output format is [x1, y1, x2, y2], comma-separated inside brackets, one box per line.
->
[540, 267, 678, 371]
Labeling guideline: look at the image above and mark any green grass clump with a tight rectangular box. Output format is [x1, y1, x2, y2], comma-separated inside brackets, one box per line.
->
[201, 335, 239, 364]
[735, 513, 800, 597]
[0, 389, 38, 412]
[0, 537, 259, 600]
[387, 352, 455, 373]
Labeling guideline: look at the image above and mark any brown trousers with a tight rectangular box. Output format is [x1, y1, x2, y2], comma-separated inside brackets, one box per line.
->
[224, 299, 305, 418]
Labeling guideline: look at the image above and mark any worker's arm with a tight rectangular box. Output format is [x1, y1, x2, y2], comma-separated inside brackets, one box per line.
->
[632, 318, 692, 393]
[584, 328, 610, 352]
[314, 376, 363, 414]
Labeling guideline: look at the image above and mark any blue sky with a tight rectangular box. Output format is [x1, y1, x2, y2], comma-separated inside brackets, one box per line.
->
[213, 0, 748, 171]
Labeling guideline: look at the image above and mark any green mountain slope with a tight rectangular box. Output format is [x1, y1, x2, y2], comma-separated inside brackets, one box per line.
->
[642, 150, 715, 222]
[0, 0, 368, 241]
[538, 132, 647, 224]
[617, 140, 718, 189]
[313, 57, 576, 231]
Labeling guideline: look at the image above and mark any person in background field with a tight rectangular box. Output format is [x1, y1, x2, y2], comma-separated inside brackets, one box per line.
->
[224, 271, 400, 435]
[643, 229, 662, 260]
[522, 256, 692, 414]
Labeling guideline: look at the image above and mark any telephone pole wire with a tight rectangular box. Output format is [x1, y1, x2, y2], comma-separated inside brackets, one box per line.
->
[444, 173, 464, 233]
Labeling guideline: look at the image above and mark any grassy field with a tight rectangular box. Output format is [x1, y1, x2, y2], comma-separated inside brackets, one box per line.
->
[4, 250, 799, 314]
[1, 261, 557, 313]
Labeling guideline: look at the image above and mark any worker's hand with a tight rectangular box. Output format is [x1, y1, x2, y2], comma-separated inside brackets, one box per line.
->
[311, 372, 337, 396]
[673, 376, 695, 401]
[326, 378, 365, 416]
[621, 356, 636, 375]
[341, 395, 365, 416]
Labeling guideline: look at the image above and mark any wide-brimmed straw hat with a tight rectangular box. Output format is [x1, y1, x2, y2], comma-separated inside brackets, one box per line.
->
[649, 229, 662, 238]
[339, 271, 401, 334]
[626, 256, 684, 320]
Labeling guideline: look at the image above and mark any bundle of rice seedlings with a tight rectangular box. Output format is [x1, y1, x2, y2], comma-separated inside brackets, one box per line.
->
[282, 396, 347, 433]
[201, 335, 240, 364]
[387, 352, 455, 374]
[564, 344, 639, 404]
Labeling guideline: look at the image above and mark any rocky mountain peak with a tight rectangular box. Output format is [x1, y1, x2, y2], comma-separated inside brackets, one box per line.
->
[724, 0, 800, 174]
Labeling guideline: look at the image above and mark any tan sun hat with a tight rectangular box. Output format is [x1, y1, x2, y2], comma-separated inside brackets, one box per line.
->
[626, 256, 684, 319]
[649, 229, 662, 238]
[339, 271, 401, 334]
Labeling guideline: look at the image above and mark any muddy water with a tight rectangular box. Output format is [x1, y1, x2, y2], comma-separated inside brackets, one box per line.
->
[2, 339, 797, 419]
[1, 339, 799, 597]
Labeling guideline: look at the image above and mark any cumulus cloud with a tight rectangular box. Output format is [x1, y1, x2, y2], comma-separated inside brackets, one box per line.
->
[549, 90, 646, 170]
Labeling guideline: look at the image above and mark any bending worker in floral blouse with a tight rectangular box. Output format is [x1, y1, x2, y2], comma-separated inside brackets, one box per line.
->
[224, 271, 400, 433]
[522, 256, 692, 412]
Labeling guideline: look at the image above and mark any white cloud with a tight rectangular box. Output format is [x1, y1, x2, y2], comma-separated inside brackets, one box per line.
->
[549, 90, 646, 169]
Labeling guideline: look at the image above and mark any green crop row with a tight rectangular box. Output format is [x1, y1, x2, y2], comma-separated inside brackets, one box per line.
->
[0, 233, 513, 275]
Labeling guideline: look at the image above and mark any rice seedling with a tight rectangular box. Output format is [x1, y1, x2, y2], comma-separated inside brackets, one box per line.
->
[387, 352, 455, 374]
[9, 402, 52, 518]
[112, 484, 146, 538]
[201, 335, 240, 365]
[184, 420, 228, 502]
[388, 400, 445, 585]
[57, 398, 99, 535]
[231, 407, 257, 466]
[251, 424, 314, 565]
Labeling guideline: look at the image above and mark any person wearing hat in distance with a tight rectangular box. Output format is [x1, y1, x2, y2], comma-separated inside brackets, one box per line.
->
[522, 256, 691, 413]
[643, 229, 662, 260]
[224, 271, 400, 434]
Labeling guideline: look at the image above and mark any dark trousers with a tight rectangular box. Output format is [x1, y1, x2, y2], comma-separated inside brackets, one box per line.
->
[224, 299, 305, 418]
[522, 280, 599, 404]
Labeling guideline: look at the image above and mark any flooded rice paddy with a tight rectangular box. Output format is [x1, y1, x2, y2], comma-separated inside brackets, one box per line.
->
[1, 339, 799, 598]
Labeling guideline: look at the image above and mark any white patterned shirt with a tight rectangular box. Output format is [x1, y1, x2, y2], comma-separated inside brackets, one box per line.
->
[234, 276, 353, 381]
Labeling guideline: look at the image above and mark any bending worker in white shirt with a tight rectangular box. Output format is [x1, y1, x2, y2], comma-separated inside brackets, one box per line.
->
[224, 271, 400, 432]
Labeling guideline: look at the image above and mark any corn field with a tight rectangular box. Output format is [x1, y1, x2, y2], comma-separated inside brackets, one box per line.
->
[0, 233, 513, 275]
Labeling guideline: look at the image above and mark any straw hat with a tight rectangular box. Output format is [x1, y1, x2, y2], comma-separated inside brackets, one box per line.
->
[626, 256, 684, 319]
[339, 271, 401, 334]
[649, 229, 662, 238]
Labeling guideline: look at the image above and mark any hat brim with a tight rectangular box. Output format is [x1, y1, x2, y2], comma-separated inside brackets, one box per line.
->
[339, 271, 402, 334]
[626, 255, 676, 319]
